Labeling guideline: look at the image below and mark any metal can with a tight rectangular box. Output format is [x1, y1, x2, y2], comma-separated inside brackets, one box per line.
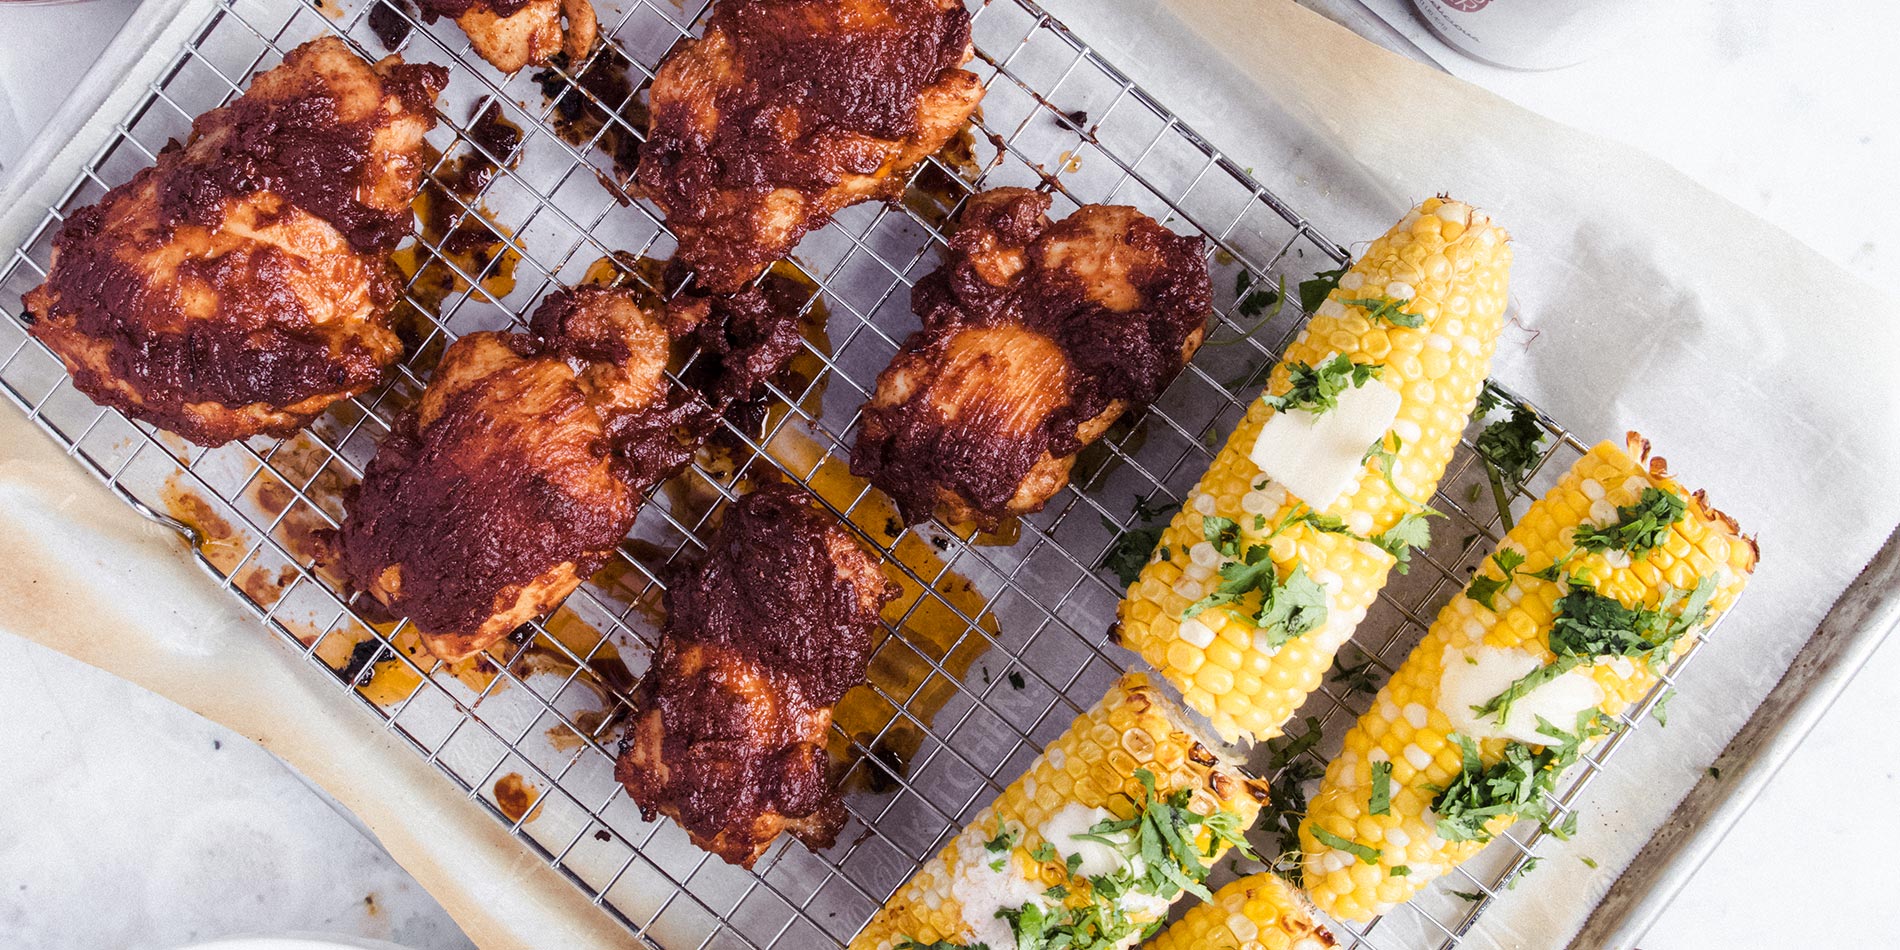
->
[1411, 0, 1644, 70]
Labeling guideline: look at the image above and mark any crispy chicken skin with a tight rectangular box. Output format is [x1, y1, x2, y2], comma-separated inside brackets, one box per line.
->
[415, 0, 597, 73]
[852, 187, 1212, 527]
[19, 37, 445, 447]
[336, 287, 706, 662]
[616, 484, 897, 867]
[638, 0, 985, 293]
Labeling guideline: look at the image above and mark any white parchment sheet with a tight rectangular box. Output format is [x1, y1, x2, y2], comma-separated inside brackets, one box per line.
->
[1, 1, 1895, 947]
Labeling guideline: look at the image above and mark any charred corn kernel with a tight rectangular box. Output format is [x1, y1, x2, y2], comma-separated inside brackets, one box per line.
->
[1117, 198, 1510, 743]
[850, 673, 1268, 950]
[1301, 436, 1758, 921]
[1144, 872, 1335, 950]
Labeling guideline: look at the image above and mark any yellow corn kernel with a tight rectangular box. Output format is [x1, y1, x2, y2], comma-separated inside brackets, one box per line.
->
[1143, 872, 1335, 950]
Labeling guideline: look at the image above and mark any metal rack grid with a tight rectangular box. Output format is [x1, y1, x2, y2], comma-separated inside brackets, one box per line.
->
[0, 0, 1728, 946]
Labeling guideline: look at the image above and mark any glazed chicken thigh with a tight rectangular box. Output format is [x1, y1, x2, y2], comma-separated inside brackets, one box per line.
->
[852, 187, 1212, 527]
[336, 287, 704, 661]
[638, 0, 985, 292]
[20, 37, 445, 446]
[415, 0, 597, 73]
[616, 484, 897, 867]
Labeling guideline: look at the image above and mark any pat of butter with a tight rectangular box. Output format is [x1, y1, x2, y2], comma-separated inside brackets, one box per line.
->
[1439, 645, 1604, 745]
[1249, 379, 1403, 512]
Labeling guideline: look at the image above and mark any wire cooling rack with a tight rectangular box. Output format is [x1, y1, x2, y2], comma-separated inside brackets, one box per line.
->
[0, 0, 1727, 946]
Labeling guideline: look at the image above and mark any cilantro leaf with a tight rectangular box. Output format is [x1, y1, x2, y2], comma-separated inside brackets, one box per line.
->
[1572, 487, 1687, 558]
[1371, 509, 1438, 575]
[1309, 825, 1381, 864]
[1098, 495, 1178, 588]
[1473, 396, 1546, 531]
[1465, 549, 1527, 611]
[1298, 265, 1348, 313]
[1264, 353, 1385, 416]
[1340, 295, 1425, 328]
[1203, 515, 1242, 559]
[1369, 760, 1394, 816]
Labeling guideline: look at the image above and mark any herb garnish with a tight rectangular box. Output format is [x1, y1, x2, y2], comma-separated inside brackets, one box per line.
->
[1098, 495, 1179, 588]
[915, 768, 1256, 950]
[1309, 825, 1381, 864]
[985, 827, 1020, 872]
[1465, 548, 1528, 611]
[1257, 716, 1325, 886]
[1209, 271, 1291, 348]
[1299, 265, 1348, 313]
[1263, 353, 1384, 416]
[1429, 712, 1610, 844]
[1473, 576, 1716, 726]
[1369, 760, 1394, 816]
[1340, 295, 1425, 329]
[1472, 391, 1546, 531]
[1572, 487, 1686, 558]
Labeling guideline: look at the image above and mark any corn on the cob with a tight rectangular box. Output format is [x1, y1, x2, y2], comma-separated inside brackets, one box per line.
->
[849, 672, 1268, 950]
[1300, 435, 1758, 921]
[1116, 197, 1511, 742]
[1143, 872, 1335, 950]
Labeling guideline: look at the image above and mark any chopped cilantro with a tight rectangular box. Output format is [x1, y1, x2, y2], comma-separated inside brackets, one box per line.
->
[1309, 825, 1381, 864]
[1007, 671, 1026, 690]
[1298, 265, 1348, 313]
[985, 827, 1020, 871]
[1208, 272, 1290, 348]
[1329, 646, 1382, 698]
[1471, 654, 1581, 726]
[1450, 889, 1486, 903]
[1029, 842, 1058, 864]
[1391, 865, 1411, 877]
[1369, 760, 1394, 816]
[1473, 395, 1546, 531]
[1708, 766, 1722, 779]
[1098, 495, 1179, 587]
[1580, 856, 1599, 869]
[1183, 546, 1329, 651]
[1465, 548, 1528, 611]
[1572, 487, 1687, 558]
[1203, 515, 1243, 558]
[1507, 856, 1542, 889]
[1340, 295, 1425, 328]
[1264, 353, 1385, 416]
[1430, 714, 1608, 844]
[1371, 509, 1439, 575]
[1650, 687, 1677, 728]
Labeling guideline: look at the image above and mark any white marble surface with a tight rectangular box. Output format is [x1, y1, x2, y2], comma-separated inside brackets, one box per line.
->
[0, 0, 1894, 948]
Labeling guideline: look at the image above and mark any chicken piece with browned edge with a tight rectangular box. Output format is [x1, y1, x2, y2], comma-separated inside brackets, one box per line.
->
[638, 0, 985, 293]
[415, 0, 597, 73]
[335, 287, 708, 662]
[852, 187, 1211, 528]
[20, 37, 446, 447]
[616, 483, 898, 867]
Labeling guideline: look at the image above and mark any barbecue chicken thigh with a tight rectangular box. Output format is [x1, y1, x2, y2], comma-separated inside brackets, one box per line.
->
[853, 187, 1212, 527]
[415, 0, 597, 73]
[638, 0, 985, 293]
[616, 484, 897, 867]
[20, 37, 445, 447]
[336, 287, 705, 662]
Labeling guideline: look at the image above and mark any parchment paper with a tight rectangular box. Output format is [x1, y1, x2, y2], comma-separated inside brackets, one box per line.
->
[3, 1, 1896, 948]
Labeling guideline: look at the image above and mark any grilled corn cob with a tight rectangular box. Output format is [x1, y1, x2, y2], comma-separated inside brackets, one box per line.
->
[1300, 435, 1757, 921]
[1116, 197, 1511, 742]
[850, 672, 1268, 950]
[1144, 872, 1335, 950]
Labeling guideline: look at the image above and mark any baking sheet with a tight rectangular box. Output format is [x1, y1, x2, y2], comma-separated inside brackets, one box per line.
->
[0, 0, 1896, 948]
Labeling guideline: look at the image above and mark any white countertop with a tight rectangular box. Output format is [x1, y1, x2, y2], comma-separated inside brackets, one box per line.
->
[1, 1, 1894, 947]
